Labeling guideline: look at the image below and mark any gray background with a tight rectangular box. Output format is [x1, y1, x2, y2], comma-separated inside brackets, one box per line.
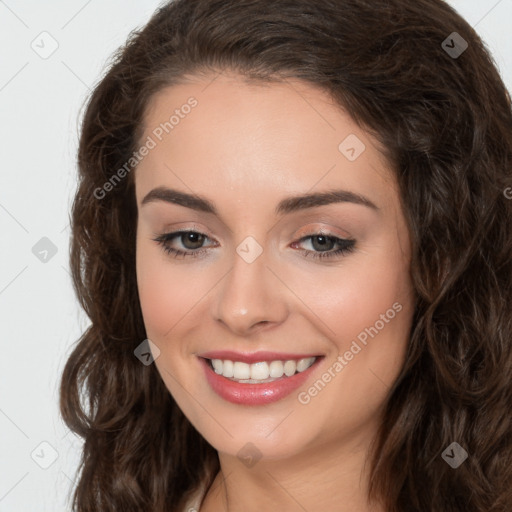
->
[1, 1, 511, 510]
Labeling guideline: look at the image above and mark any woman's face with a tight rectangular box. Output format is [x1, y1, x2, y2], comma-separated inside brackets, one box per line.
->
[135, 72, 415, 462]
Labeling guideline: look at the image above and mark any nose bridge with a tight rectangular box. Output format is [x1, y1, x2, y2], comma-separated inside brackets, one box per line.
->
[213, 238, 288, 335]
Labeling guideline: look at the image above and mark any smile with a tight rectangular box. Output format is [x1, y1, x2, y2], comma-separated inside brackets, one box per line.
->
[198, 351, 324, 405]
[208, 356, 317, 382]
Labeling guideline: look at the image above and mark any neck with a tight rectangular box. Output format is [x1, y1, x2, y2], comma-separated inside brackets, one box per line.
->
[199, 431, 386, 512]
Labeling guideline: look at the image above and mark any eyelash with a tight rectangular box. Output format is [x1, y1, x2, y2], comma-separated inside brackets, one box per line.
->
[152, 230, 356, 260]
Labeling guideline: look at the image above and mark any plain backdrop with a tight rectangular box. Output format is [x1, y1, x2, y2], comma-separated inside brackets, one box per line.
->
[1, 1, 511, 510]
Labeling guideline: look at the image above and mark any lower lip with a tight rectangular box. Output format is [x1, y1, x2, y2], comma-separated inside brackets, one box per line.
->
[199, 357, 322, 405]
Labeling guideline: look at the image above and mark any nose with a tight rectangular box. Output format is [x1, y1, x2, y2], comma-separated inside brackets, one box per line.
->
[212, 247, 289, 336]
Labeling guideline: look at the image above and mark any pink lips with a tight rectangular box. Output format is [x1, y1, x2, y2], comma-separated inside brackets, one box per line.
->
[198, 352, 323, 405]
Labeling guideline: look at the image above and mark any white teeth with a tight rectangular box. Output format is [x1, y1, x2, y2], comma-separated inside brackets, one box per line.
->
[212, 359, 223, 374]
[269, 360, 284, 378]
[233, 361, 250, 379]
[222, 359, 234, 378]
[250, 362, 270, 380]
[283, 360, 297, 377]
[209, 356, 316, 382]
[296, 358, 312, 372]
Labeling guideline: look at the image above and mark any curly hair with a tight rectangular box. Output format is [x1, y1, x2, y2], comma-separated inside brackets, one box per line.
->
[60, 0, 512, 510]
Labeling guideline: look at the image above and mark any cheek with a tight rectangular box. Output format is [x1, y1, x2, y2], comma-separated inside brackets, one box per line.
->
[285, 243, 414, 398]
[288, 249, 411, 346]
[291, 257, 413, 436]
[338, 268, 408, 339]
[135, 239, 228, 345]
[326, 249, 413, 386]
[136, 240, 195, 341]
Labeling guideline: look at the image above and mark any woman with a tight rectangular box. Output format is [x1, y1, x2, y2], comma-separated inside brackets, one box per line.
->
[60, 0, 512, 511]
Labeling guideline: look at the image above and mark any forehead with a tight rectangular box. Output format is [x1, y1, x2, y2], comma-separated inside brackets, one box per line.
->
[135, 73, 396, 210]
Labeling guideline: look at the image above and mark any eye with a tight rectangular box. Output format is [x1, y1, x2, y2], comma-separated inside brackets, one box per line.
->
[291, 234, 356, 260]
[152, 230, 215, 259]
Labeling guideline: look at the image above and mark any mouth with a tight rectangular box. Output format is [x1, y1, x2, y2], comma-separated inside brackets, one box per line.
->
[198, 351, 324, 405]
[203, 356, 317, 383]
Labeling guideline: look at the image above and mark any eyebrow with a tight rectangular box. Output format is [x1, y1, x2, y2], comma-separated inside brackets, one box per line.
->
[141, 186, 379, 214]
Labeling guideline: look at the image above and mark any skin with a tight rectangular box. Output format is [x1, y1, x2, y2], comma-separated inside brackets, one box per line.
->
[135, 71, 415, 512]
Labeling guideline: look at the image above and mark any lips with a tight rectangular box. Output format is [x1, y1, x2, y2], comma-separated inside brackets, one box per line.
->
[198, 351, 324, 405]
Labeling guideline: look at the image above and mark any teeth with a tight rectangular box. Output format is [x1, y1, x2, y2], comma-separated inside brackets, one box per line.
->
[233, 361, 250, 379]
[209, 357, 316, 382]
[211, 359, 223, 374]
[269, 360, 284, 378]
[250, 362, 269, 380]
[223, 359, 234, 378]
[283, 360, 296, 377]
[296, 358, 312, 372]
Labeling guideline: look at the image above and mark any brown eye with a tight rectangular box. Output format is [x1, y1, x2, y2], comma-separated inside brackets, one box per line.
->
[180, 232, 206, 250]
[309, 235, 336, 252]
[152, 230, 214, 259]
[292, 234, 356, 260]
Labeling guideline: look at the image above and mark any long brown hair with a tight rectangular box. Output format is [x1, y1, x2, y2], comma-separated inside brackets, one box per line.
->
[60, 1, 512, 510]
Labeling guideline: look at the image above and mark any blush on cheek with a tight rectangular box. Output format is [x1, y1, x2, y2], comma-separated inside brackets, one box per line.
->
[137, 254, 209, 344]
[139, 279, 187, 342]
[137, 247, 176, 342]
[316, 279, 389, 338]
[326, 282, 407, 355]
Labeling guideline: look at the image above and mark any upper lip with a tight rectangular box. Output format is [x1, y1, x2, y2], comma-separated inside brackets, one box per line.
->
[198, 350, 322, 364]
